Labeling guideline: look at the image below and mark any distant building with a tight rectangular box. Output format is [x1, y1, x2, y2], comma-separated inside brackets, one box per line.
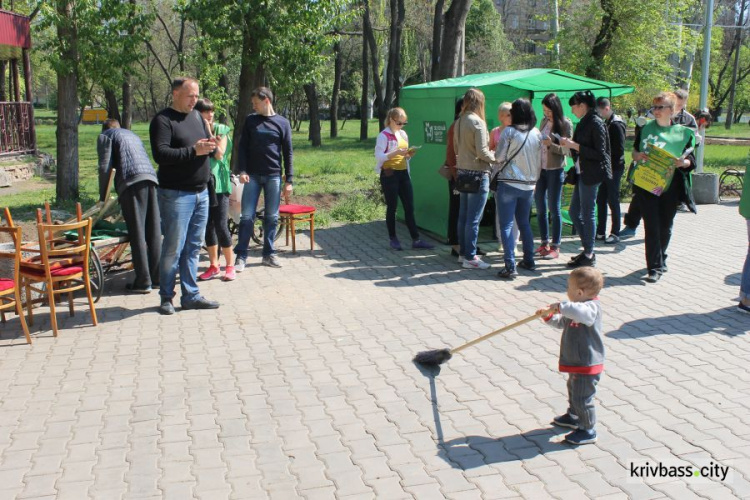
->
[493, 0, 553, 65]
[0, 7, 36, 157]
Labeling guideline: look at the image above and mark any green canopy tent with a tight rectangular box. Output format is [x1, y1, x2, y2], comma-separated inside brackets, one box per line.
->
[398, 68, 634, 238]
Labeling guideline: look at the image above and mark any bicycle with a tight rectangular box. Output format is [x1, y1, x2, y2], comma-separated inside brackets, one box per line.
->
[227, 207, 286, 246]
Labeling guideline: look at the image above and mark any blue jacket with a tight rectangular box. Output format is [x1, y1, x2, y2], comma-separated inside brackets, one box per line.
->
[98, 128, 158, 201]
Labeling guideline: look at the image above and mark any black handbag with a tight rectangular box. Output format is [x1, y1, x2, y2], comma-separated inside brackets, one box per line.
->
[490, 130, 530, 192]
[564, 167, 578, 186]
[455, 171, 482, 193]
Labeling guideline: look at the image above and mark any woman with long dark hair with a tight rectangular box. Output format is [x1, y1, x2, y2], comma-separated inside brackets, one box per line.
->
[535, 93, 573, 260]
[494, 98, 543, 279]
[560, 91, 612, 268]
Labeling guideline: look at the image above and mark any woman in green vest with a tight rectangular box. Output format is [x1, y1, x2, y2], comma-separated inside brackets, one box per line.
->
[195, 99, 235, 281]
[631, 91, 696, 283]
[740, 168, 750, 313]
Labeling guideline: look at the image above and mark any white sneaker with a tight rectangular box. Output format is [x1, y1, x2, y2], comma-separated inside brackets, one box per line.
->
[462, 257, 490, 270]
[234, 258, 246, 273]
[457, 256, 465, 263]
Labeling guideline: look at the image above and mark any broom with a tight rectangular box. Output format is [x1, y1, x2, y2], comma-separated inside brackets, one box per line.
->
[413, 310, 550, 366]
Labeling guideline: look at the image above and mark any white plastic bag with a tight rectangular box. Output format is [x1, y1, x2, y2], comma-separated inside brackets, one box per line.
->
[228, 175, 243, 223]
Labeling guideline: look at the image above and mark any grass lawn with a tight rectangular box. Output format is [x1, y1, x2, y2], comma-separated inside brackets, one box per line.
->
[3, 116, 747, 223]
[4, 119, 385, 225]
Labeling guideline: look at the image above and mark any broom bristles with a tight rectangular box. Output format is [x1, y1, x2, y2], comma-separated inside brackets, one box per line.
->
[413, 348, 452, 366]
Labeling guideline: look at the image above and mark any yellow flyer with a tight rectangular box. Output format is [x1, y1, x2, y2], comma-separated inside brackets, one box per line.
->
[633, 144, 677, 196]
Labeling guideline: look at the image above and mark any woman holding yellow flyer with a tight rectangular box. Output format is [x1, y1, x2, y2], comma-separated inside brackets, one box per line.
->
[631, 92, 696, 283]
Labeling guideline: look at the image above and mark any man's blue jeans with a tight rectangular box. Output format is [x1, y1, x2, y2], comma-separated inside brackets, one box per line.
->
[596, 168, 624, 236]
[569, 180, 600, 256]
[457, 173, 489, 261]
[235, 174, 281, 259]
[158, 188, 209, 304]
[496, 182, 535, 269]
[535, 168, 565, 247]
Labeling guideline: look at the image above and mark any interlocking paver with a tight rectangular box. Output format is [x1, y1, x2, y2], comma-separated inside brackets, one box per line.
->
[0, 204, 748, 499]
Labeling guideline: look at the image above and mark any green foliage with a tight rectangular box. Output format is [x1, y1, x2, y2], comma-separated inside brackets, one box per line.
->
[36, 0, 152, 105]
[181, 0, 356, 100]
[557, 0, 701, 111]
[465, 0, 517, 74]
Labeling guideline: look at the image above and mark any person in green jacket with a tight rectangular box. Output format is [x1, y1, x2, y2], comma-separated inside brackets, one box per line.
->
[740, 167, 750, 313]
[195, 99, 235, 281]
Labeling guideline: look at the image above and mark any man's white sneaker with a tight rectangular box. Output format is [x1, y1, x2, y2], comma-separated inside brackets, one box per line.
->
[462, 257, 490, 269]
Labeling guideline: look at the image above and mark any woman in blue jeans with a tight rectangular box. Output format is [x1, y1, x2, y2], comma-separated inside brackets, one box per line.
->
[560, 91, 612, 268]
[535, 93, 573, 261]
[740, 168, 750, 313]
[453, 89, 496, 269]
[494, 99, 543, 279]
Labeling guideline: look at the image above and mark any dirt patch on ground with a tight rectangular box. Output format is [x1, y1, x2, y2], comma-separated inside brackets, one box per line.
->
[289, 193, 340, 211]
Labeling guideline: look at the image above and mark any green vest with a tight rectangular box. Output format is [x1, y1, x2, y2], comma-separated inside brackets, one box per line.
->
[211, 123, 232, 194]
[741, 168, 750, 219]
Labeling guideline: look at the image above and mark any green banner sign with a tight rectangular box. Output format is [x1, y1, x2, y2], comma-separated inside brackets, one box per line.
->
[424, 121, 447, 144]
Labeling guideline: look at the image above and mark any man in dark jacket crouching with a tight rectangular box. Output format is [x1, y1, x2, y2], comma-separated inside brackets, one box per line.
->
[98, 119, 161, 294]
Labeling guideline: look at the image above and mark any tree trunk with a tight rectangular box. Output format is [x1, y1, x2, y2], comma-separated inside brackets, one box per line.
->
[725, 0, 747, 129]
[363, 0, 386, 130]
[586, 0, 619, 79]
[217, 50, 231, 125]
[392, 0, 405, 106]
[304, 83, 322, 147]
[360, 25, 369, 141]
[438, 0, 473, 79]
[0, 61, 6, 101]
[232, 25, 266, 171]
[331, 41, 342, 138]
[56, 1, 80, 202]
[104, 87, 122, 123]
[431, 0, 445, 81]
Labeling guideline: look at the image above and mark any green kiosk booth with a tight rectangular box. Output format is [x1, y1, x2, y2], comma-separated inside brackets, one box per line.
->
[399, 68, 634, 239]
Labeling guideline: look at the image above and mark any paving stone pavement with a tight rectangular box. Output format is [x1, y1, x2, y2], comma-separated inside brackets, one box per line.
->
[0, 202, 748, 500]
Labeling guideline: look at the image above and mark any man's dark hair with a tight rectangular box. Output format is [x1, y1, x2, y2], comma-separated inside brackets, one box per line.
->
[596, 97, 611, 108]
[171, 77, 198, 91]
[195, 98, 215, 113]
[251, 86, 274, 103]
[510, 98, 536, 131]
[102, 119, 120, 132]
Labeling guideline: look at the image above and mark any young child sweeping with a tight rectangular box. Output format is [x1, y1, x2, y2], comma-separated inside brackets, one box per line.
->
[537, 267, 605, 445]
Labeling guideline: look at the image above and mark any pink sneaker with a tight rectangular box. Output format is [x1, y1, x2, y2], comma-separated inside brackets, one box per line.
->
[534, 245, 550, 257]
[546, 247, 560, 259]
[198, 265, 220, 281]
[222, 266, 236, 281]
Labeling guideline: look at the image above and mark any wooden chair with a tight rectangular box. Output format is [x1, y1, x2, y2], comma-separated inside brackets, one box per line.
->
[278, 191, 316, 253]
[20, 218, 98, 337]
[0, 209, 32, 344]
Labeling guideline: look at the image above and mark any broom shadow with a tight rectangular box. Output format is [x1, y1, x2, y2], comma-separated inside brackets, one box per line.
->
[414, 361, 569, 469]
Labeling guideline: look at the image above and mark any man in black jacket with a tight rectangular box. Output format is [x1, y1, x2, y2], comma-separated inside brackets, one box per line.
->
[149, 77, 219, 315]
[595, 98, 627, 243]
[98, 119, 160, 294]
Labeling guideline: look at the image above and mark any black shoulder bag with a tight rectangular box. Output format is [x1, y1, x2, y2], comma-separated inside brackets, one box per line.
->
[490, 131, 529, 192]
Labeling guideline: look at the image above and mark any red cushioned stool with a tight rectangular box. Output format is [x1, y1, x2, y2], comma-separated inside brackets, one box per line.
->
[278, 191, 316, 253]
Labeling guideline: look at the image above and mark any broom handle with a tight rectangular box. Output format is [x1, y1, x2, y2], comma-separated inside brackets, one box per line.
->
[450, 313, 542, 354]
